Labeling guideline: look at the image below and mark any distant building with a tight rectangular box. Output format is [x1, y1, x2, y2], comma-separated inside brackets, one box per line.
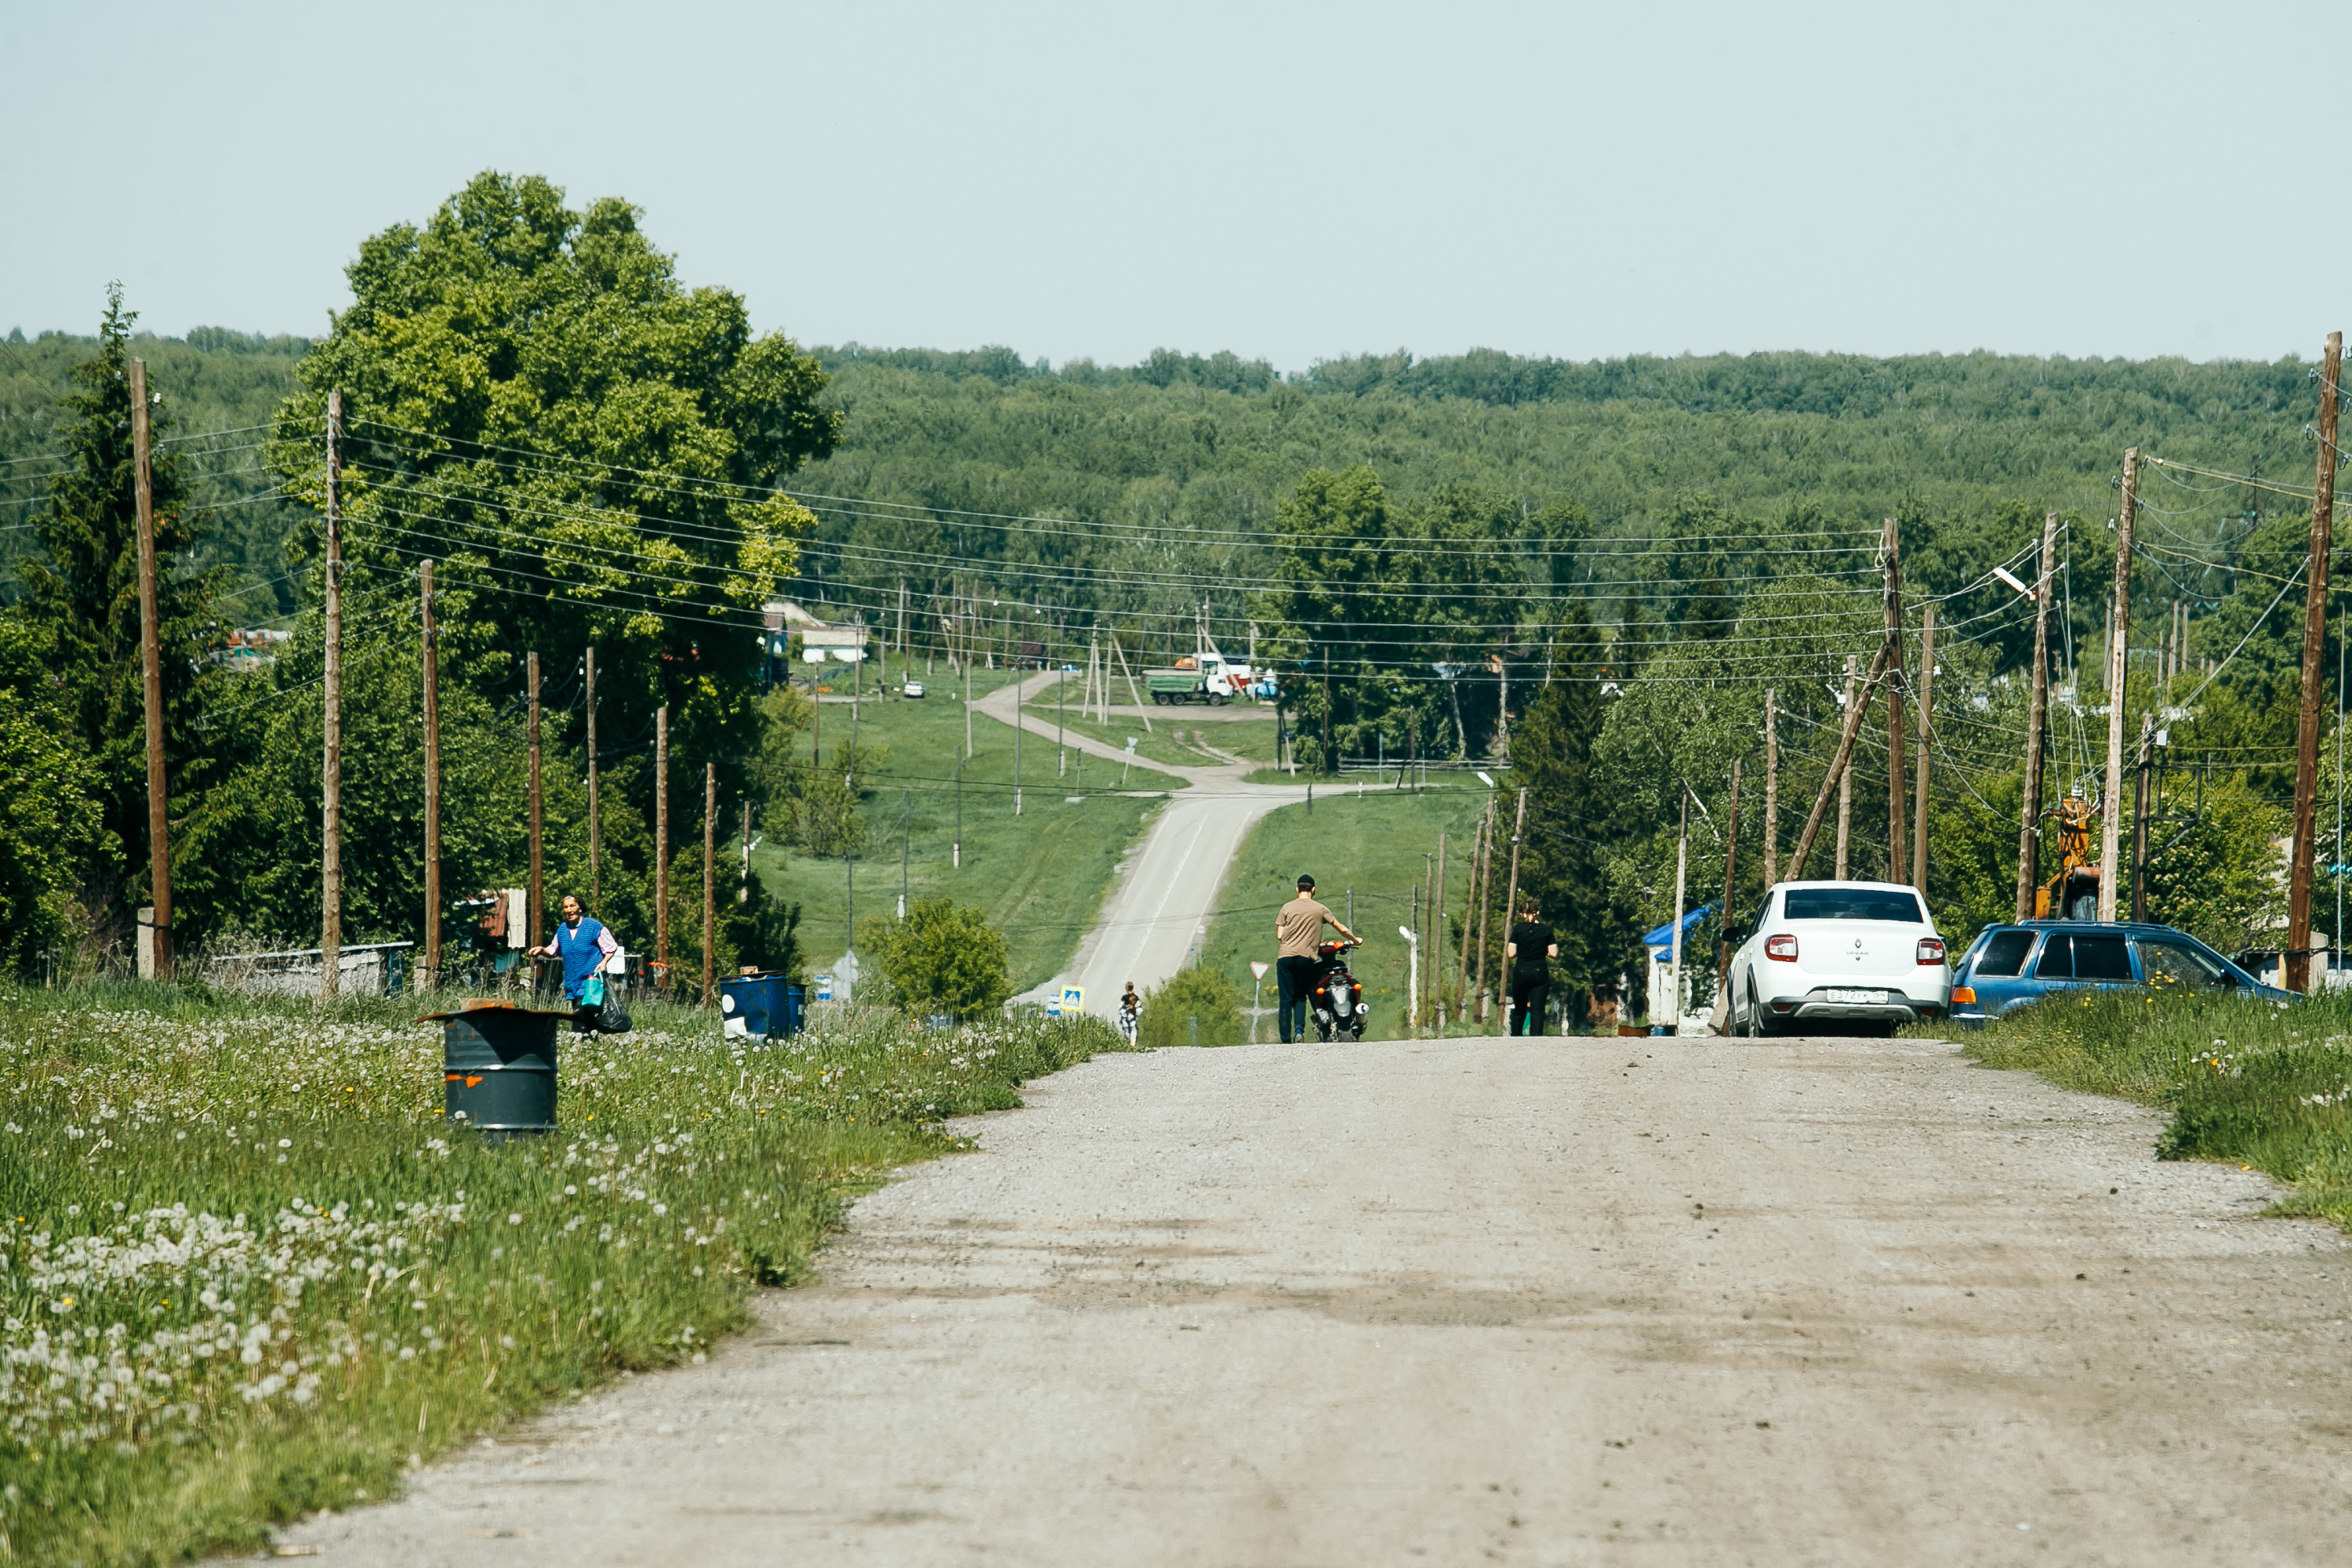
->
[218, 628, 292, 669]
[762, 600, 868, 664]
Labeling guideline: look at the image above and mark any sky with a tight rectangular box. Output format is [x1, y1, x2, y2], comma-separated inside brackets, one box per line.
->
[2, 0, 2344, 369]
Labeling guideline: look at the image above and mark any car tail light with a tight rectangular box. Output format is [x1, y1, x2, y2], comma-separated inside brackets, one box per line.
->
[1917, 937, 1946, 965]
[1950, 985, 1977, 1005]
[1765, 934, 1798, 962]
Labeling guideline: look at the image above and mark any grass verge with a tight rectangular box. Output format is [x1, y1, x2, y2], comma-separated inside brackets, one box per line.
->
[758, 670, 1184, 992]
[0, 978, 1129, 1564]
[1200, 785, 1490, 1041]
[1957, 987, 2352, 1228]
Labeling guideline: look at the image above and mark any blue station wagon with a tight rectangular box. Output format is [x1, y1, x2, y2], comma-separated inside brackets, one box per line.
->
[1948, 920, 2296, 1024]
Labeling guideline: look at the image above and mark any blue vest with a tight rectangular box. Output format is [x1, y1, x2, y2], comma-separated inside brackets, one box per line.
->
[553, 916, 608, 999]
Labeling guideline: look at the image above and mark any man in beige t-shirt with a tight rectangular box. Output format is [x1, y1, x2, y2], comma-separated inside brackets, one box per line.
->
[1275, 875, 1359, 1043]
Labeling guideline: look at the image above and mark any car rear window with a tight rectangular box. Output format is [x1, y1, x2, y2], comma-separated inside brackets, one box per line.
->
[1782, 888, 1926, 923]
[2032, 931, 2134, 981]
[1971, 930, 2036, 978]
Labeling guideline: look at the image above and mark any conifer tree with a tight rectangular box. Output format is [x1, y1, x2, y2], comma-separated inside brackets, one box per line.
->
[18, 286, 223, 935]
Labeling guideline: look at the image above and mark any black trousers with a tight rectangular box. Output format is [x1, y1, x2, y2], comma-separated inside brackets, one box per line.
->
[1276, 955, 1319, 1042]
[1508, 975, 1550, 1036]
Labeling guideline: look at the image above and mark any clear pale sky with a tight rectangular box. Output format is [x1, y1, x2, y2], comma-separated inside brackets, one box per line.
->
[3, 1, 2343, 368]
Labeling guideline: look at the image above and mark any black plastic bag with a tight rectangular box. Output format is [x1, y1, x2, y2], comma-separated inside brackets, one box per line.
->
[597, 998, 633, 1035]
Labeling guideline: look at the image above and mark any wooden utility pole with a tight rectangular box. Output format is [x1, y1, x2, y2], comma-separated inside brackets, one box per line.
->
[1787, 643, 1891, 878]
[702, 762, 717, 1007]
[1835, 655, 1857, 879]
[2015, 512, 2060, 920]
[1421, 832, 1439, 1029]
[1762, 688, 1779, 887]
[1321, 647, 1332, 775]
[129, 358, 172, 982]
[2131, 712, 2156, 923]
[1457, 800, 1486, 1011]
[1911, 603, 1935, 891]
[584, 644, 599, 909]
[321, 389, 343, 999]
[527, 652, 543, 950]
[421, 561, 441, 988]
[741, 800, 752, 905]
[1496, 787, 1528, 1036]
[2098, 448, 2140, 922]
[655, 705, 670, 989]
[1667, 791, 1689, 1032]
[2289, 333, 2343, 990]
[1719, 756, 1743, 989]
[1882, 518, 1907, 880]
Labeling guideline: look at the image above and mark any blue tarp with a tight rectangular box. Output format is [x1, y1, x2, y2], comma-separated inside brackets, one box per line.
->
[1642, 905, 1715, 951]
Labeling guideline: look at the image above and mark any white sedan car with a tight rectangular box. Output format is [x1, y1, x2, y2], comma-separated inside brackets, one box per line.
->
[1726, 880, 1951, 1037]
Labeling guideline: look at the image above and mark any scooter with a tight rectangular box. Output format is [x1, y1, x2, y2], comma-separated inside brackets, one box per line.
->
[1310, 939, 1368, 1042]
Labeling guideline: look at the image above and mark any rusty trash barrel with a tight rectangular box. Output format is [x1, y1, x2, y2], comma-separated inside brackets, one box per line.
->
[423, 1003, 565, 1141]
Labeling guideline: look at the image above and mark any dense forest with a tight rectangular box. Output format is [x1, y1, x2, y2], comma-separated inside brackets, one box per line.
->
[0, 169, 2340, 1004]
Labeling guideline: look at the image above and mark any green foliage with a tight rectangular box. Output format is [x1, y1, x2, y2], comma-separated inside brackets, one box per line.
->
[266, 168, 840, 796]
[0, 610, 104, 970]
[1963, 986, 2352, 1233]
[14, 289, 228, 931]
[866, 898, 1012, 1018]
[0, 982, 1126, 1563]
[1137, 964, 1245, 1047]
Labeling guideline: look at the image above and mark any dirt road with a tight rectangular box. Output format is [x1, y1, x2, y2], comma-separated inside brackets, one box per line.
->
[292, 1034, 2352, 1566]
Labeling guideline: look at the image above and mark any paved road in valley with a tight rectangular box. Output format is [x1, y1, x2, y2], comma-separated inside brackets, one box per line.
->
[971, 670, 1308, 1008]
[292, 1033, 2352, 1566]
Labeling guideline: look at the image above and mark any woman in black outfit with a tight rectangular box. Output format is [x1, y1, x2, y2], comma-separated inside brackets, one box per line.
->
[1503, 898, 1559, 1036]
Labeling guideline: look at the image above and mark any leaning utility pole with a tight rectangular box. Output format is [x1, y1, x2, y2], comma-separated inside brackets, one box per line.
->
[321, 390, 343, 999]
[1835, 655, 1857, 879]
[655, 705, 670, 990]
[2289, 332, 2343, 990]
[1469, 800, 1495, 1022]
[527, 652, 543, 950]
[421, 561, 441, 989]
[1762, 688, 1779, 887]
[2097, 448, 2140, 921]
[1433, 833, 1448, 1026]
[1495, 787, 1528, 1037]
[2015, 512, 2060, 920]
[1882, 518, 1907, 881]
[1911, 603, 1936, 891]
[1786, 643, 1892, 878]
[1457, 801, 1486, 1011]
[1322, 647, 1333, 775]
[129, 358, 172, 982]
[2131, 712, 2156, 923]
[702, 763, 717, 1007]
[584, 644, 599, 909]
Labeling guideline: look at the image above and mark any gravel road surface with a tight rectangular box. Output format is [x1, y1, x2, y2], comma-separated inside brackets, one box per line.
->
[287, 1033, 2352, 1566]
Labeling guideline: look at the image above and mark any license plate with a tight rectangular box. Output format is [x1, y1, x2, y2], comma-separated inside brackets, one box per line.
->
[1827, 988, 1886, 1004]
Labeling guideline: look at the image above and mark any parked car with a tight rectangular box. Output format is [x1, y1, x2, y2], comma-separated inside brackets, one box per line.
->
[902, 680, 926, 699]
[1947, 920, 2294, 1024]
[1726, 880, 1951, 1037]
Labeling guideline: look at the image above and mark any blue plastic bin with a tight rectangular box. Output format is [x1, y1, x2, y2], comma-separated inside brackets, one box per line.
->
[720, 975, 805, 1040]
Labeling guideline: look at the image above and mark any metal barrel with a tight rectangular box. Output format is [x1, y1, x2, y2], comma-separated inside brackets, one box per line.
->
[439, 1007, 560, 1138]
[718, 975, 805, 1040]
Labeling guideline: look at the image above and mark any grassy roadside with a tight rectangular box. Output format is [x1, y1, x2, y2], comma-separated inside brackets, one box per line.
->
[1199, 786, 1489, 1041]
[756, 670, 1185, 992]
[0, 979, 1129, 1564]
[1955, 988, 2352, 1228]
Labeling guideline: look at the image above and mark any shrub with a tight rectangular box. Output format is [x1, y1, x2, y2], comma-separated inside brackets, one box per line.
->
[866, 898, 1011, 1019]
[1137, 964, 1246, 1048]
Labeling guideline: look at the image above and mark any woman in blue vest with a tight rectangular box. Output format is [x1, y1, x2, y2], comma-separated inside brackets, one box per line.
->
[534, 894, 619, 1031]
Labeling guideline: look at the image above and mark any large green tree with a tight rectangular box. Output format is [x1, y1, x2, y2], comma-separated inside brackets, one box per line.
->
[267, 171, 841, 764]
[17, 288, 224, 939]
[0, 608, 105, 971]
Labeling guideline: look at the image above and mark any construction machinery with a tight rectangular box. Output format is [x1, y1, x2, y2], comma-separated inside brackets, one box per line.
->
[2034, 793, 2101, 920]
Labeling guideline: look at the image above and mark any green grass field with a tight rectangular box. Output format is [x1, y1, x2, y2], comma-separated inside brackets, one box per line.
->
[1200, 785, 1494, 1041]
[0, 979, 1128, 1564]
[1952, 986, 2352, 1233]
[756, 670, 1186, 993]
